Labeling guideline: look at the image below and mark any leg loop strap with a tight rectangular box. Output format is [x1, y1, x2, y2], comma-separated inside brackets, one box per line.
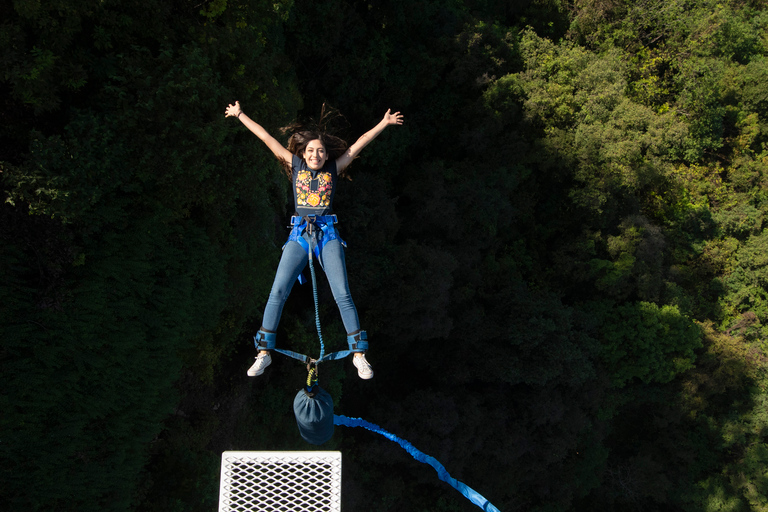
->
[347, 331, 368, 352]
[254, 329, 276, 351]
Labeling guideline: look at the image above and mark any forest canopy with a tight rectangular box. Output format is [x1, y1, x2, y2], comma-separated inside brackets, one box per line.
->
[2, 0, 768, 511]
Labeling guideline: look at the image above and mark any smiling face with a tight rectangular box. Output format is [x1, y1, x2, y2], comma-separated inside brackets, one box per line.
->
[303, 139, 328, 170]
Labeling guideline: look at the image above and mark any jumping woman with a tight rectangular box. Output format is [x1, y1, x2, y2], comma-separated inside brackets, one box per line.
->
[225, 101, 403, 379]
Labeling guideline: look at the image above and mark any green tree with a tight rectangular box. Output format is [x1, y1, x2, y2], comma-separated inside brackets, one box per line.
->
[594, 301, 702, 387]
[1, 0, 298, 509]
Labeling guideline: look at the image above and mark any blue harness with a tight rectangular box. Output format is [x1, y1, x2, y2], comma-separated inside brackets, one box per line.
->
[257, 213, 364, 363]
[286, 214, 345, 284]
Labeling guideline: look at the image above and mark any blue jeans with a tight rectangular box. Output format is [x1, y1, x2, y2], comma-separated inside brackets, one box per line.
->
[261, 237, 361, 334]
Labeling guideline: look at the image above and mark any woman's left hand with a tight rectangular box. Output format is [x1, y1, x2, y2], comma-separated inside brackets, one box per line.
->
[382, 109, 404, 126]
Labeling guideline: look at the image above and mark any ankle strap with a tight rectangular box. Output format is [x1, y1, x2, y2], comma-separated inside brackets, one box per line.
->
[347, 331, 368, 352]
[254, 329, 276, 351]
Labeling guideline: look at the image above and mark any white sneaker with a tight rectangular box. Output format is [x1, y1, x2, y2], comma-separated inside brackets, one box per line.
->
[352, 354, 374, 380]
[247, 352, 272, 377]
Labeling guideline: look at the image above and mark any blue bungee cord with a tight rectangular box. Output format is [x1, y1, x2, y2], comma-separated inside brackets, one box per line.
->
[334, 415, 501, 512]
[307, 233, 325, 361]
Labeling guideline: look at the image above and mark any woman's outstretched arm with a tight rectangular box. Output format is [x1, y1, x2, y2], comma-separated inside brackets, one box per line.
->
[225, 101, 293, 164]
[336, 109, 404, 172]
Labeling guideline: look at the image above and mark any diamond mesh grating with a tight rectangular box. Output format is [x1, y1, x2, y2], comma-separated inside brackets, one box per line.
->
[218, 451, 342, 512]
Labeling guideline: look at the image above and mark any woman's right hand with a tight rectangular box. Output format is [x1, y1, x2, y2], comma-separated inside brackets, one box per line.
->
[225, 101, 242, 118]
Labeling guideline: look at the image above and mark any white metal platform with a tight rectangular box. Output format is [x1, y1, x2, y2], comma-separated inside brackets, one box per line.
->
[218, 451, 342, 512]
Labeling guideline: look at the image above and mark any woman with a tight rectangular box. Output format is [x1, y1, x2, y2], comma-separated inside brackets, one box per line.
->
[225, 101, 403, 379]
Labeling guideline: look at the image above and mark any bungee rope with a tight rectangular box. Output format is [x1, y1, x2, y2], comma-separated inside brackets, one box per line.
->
[333, 415, 501, 512]
[306, 225, 325, 361]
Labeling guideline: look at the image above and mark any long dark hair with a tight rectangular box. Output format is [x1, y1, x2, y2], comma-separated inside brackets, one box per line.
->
[277, 104, 352, 179]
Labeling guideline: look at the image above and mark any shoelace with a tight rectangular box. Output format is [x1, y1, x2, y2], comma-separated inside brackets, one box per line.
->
[355, 357, 372, 371]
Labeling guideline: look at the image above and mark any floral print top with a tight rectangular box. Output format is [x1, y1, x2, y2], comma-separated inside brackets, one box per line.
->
[291, 154, 337, 216]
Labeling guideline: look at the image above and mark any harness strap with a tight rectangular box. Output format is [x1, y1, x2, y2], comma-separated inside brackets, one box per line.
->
[290, 214, 338, 226]
[254, 329, 313, 363]
[253, 329, 276, 351]
[267, 348, 359, 364]
[347, 331, 369, 352]
[273, 348, 312, 364]
[319, 350, 355, 362]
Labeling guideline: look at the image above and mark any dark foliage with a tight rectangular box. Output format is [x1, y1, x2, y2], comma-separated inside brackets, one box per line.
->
[3, 0, 768, 511]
